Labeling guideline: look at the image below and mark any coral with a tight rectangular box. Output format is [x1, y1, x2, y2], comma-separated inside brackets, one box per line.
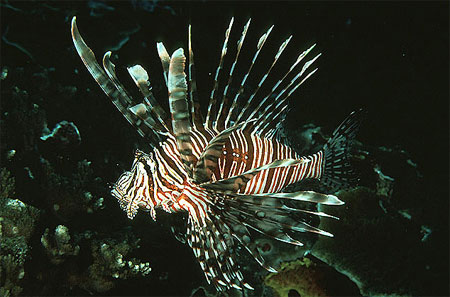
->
[254, 237, 311, 271]
[80, 231, 152, 293]
[1, 83, 47, 154]
[1, 66, 8, 80]
[0, 168, 15, 199]
[37, 227, 152, 294]
[40, 225, 80, 265]
[373, 164, 395, 198]
[0, 253, 26, 297]
[0, 169, 40, 297]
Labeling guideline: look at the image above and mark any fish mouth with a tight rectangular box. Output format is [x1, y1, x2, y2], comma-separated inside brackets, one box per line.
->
[111, 187, 133, 214]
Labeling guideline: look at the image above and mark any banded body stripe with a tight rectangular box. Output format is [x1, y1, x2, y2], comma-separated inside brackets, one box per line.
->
[71, 16, 362, 292]
[156, 127, 324, 197]
[216, 129, 324, 194]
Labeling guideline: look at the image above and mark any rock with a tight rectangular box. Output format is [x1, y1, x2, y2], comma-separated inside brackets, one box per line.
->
[311, 187, 434, 296]
[264, 256, 360, 297]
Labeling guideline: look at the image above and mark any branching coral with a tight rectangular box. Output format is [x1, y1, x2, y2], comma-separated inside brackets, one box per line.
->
[0, 168, 15, 199]
[81, 232, 152, 293]
[0, 168, 40, 297]
[40, 225, 80, 265]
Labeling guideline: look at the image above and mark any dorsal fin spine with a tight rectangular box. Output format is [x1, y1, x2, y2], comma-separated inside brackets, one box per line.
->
[224, 25, 274, 128]
[245, 43, 317, 125]
[252, 53, 321, 134]
[168, 48, 196, 176]
[127, 64, 171, 133]
[157, 42, 170, 86]
[236, 35, 293, 129]
[215, 19, 251, 131]
[258, 67, 319, 135]
[205, 17, 234, 131]
[188, 24, 203, 130]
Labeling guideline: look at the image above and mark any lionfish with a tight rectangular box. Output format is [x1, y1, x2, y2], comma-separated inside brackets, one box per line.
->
[71, 16, 361, 291]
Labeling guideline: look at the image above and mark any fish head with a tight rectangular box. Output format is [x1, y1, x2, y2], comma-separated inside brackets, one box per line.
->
[111, 149, 157, 219]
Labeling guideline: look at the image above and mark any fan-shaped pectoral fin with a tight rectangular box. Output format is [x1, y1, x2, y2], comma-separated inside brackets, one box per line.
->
[193, 120, 255, 184]
[201, 158, 308, 193]
[186, 206, 254, 291]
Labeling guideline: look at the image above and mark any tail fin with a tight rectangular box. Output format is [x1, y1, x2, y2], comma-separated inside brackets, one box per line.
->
[322, 109, 363, 192]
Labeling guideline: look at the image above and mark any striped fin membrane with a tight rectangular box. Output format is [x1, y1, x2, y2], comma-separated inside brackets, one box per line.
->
[167, 48, 197, 176]
[71, 17, 168, 144]
[127, 64, 171, 132]
[215, 19, 251, 131]
[201, 158, 308, 192]
[193, 120, 254, 184]
[71, 16, 361, 292]
[188, 24, 203, 130]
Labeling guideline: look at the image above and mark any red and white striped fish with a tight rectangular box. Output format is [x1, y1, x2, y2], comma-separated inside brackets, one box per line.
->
[71, 17, 362, 291]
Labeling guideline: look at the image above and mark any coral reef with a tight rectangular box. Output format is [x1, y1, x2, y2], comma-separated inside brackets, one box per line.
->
[86, 234, 152, 292]
[41, 225, 80, 265]
[37, 226, 152, 294]
[304, 142, 443, 297]
[0, 168, 40, 297]
[0, 168, 15, 199]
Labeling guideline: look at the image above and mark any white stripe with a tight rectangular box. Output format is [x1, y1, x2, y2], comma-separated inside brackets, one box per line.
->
[155, 148, 183, 185]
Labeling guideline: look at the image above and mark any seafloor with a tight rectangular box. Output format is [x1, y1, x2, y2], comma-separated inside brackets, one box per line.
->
[0, 1, 448, 296]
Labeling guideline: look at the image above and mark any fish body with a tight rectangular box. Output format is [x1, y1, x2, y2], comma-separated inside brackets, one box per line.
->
[71, 16, 361, 291]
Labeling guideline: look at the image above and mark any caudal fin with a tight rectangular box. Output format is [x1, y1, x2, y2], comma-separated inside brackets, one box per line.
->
[322, 109, 363, 192]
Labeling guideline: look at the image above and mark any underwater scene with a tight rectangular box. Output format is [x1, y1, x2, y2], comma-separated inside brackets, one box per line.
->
[0, 1, 448, 296]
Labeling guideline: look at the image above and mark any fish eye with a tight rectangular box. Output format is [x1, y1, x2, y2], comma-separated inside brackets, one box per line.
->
[134, 149, 142, 157]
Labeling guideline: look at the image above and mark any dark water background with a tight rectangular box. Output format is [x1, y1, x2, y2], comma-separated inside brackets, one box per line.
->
[1, 1, 448, 296]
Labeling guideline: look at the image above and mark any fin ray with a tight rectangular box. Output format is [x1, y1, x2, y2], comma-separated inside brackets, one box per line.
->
[71, 17, 159, 142]
[205, 17, 234, 130]
[226, 25, 274, 127]
[236, 35, 293, 129]
[201, 158, 308, 192]
[168, 48, 196, 175]
[194, 121, 253, 183]
[188, 24, 204, 130]
[322, 109, 363, 191]
[215, 19, 251, 131]
[127, 64, 172, 131]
